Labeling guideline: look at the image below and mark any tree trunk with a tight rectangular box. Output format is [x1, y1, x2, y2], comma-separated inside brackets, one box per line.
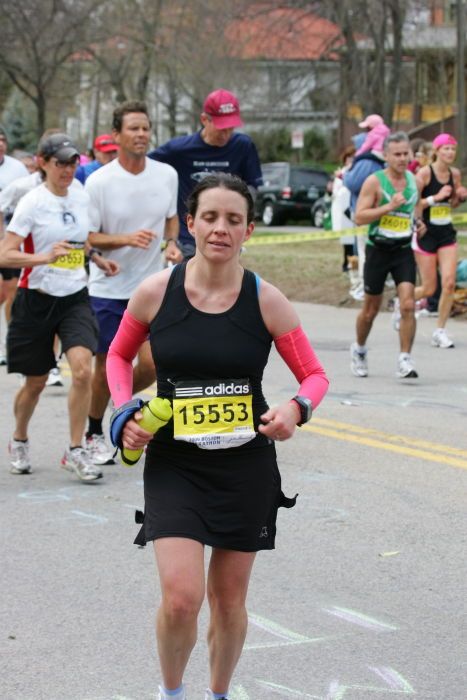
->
[36, 91, 47, 139]
[385, 0, 406, 127]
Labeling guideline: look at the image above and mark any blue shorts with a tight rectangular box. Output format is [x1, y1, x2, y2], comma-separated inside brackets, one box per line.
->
[90, 296, 128, 354]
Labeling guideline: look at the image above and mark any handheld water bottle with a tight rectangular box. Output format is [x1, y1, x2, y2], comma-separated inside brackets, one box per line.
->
[121, 397, 172, 466]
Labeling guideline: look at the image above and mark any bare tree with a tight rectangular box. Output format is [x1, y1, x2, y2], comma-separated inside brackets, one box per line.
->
[83, 0, 166, 104]
[0, 0, 100, 136]
[322, 0, 408, 125]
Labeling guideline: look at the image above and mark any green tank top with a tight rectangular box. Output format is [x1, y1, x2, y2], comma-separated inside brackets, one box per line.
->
[368, 169, 418, 248]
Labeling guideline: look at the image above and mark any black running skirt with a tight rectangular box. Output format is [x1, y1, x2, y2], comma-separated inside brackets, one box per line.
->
[134, 438, 297, 552]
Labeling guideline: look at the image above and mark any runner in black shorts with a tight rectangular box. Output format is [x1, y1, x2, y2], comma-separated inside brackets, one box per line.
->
[106, 173, 329, 700]
[0, 132, 119, 480]
[0, 262, 21, 363]
[413, 133, 467, 348]
[350, 132, 424, 379]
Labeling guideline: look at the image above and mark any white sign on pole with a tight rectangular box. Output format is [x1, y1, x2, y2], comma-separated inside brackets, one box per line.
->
[291, 129, 304, 149]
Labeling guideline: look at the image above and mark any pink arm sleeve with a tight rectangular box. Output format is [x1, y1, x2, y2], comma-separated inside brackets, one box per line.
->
[274, 325, 329, 409]
[106, 310, 150, 407]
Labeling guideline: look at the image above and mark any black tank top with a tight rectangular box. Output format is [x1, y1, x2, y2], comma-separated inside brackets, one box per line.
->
[419, 165, 456, 252]
[149, 262, 273, 445]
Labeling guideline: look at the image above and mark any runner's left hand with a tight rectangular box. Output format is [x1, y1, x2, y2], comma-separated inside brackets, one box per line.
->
[95, 257, 120, 276]
[258, 402, 299, 441]
[415, 218, 426, 239]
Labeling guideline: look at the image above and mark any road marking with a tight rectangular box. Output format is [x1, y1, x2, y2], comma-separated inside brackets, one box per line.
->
[68, 374, 466, 469]
[303, 417, 467, 471]
[322, 606, 398, 632]
[230, 686, 251, 700]
[369, 667, 415, 693]
[245, 612, 336, 651]
[258, 680, 322, 698]
[18, 489, 72, 502]
[326, 670, 416, 698]
[259, 668, 416, 698]
[69, 510, 108, 525]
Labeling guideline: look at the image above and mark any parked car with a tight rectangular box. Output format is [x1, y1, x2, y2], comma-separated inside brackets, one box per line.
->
[310, 193, 331, 228]
[310, 179, 334, 228]
[256, 162, 331, 226]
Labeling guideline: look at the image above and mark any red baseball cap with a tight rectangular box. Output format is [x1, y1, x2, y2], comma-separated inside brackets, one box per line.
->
[94, 134, 118, 153]
[203, 89, 244, 129]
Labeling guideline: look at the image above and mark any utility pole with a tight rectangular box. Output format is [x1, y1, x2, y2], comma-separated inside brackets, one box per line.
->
[457, 0, 466, 168]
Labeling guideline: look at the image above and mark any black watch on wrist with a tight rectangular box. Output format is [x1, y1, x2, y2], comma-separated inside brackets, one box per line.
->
[291, 396, 312, 426]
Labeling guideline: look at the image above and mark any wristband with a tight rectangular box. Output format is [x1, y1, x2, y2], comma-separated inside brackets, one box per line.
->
[426, 196, 435, 207]
[162, 238, 179, 250]
[87, 247, 102, 258]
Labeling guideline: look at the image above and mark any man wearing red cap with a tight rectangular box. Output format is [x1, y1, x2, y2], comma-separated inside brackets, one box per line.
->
[149, 88, 262, 259]
[75, 134, 119, 184]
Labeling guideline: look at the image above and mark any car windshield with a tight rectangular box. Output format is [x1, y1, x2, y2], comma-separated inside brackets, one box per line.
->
[290, 169, 329, 190]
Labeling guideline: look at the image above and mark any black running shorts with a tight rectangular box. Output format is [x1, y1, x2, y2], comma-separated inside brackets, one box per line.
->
[364, 244, 416, 296]
[0, 266, 21, 281]
[7, 287, 99, 375]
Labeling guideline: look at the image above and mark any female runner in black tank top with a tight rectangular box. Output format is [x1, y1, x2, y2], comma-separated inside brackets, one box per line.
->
[414, 133, 467, 348]
[106, 174, 329, 700]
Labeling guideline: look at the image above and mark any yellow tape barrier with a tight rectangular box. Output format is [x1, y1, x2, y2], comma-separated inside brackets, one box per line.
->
[246, 213, 467, 247]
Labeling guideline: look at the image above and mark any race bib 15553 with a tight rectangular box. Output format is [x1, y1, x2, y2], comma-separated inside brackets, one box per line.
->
[173, 378, 256, 450]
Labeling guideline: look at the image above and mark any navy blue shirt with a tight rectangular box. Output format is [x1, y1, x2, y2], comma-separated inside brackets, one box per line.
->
[148, 131, 262, 244]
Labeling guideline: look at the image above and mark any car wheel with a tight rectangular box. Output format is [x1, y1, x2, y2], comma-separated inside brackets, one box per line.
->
[262, 201, 277, 226]
[312, 206, 326, 228]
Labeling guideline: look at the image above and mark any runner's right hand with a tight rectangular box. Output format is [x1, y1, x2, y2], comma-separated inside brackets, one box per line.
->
[47, 241, 73, 263]
[389, 192, 406, 209]
[436, 185, 452, 200]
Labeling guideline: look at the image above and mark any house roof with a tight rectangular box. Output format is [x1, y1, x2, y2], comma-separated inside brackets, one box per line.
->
[226, 6, 342, 61]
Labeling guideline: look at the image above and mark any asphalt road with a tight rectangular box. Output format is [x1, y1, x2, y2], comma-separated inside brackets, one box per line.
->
[1, 302, 466, 700]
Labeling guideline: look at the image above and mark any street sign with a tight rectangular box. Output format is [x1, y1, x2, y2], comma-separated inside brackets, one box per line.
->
[291, 129, 304, 149]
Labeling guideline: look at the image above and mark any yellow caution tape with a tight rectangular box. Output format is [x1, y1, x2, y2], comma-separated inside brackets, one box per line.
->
[246, 213, 467, 247]
[247, 226, 363, 246]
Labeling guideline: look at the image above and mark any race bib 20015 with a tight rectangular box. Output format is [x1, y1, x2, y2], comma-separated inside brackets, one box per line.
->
[173, 378, 256, 450]
[378, 212, 412, 238]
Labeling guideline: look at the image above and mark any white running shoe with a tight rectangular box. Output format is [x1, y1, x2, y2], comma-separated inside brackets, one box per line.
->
[205, 691, 228, 700]
[391, 297, 401, 331]
[349, 283, 364, 301]
[45, 367, 64, 387]
[8, 439, 32, 474]
[85, 433, 115, 465]
[396, 355, 418, 378]
[61, 447, 103, 482]
[350, 342, 368, 377]
[158, 685, 186, 700]
[0, 353, 6, 366]
[431, 328, 454, 348]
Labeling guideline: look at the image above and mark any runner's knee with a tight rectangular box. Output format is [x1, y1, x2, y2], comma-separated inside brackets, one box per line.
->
[162, 587, 204, 625]
[71, 360, 92, 387]
[400, 298, 415, 315]
[441, 276, 455, 294]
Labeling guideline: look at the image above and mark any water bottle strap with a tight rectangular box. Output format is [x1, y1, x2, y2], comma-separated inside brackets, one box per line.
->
[109, 398, 145, 449]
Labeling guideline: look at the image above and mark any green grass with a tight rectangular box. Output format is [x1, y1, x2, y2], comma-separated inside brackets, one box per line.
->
[242, 234, 467, 308]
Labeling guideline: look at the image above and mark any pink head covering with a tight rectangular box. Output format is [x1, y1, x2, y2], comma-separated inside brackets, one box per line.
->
[358, 114, 384, 129]
[432, 133, 457, 149]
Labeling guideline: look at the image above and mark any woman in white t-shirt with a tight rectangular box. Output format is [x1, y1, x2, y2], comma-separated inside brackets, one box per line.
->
[0, 132, 119, 481]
